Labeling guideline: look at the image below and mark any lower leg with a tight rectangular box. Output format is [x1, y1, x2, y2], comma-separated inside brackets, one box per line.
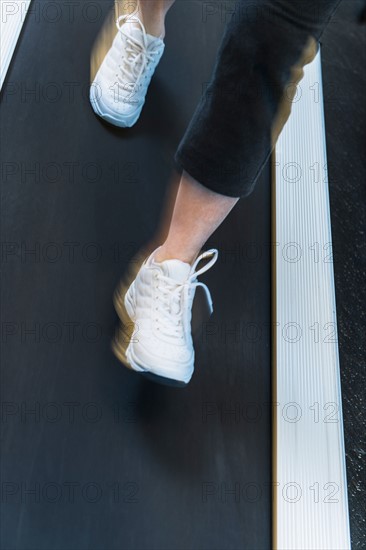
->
[116, 0, 175, 38]
[155, 170, 239, 265]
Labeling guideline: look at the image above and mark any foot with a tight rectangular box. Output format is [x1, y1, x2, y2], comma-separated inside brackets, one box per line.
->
[90, 9, 165, 128]
[112, 247, 219, 386]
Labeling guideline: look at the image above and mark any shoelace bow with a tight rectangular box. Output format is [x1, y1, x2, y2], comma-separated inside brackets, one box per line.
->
[115, 13, 161, 102]
[154, 249, 219, 339]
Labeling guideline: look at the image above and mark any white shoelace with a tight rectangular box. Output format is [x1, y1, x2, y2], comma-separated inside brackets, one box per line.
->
[115, 12, 162, 103]
[154, 250, 219, 339]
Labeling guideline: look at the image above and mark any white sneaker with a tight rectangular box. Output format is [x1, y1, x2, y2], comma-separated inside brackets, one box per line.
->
[112, 248, 219, 386]
[90, 10, 165, 128]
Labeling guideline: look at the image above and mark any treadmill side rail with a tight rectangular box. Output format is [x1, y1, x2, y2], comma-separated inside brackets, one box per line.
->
[0, 0, 32, 90]
[272, 48, 351, 550]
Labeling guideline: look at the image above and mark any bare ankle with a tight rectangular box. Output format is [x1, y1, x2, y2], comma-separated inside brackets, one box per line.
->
[137, 1, 167, 38]
[154, 245, 198, 265]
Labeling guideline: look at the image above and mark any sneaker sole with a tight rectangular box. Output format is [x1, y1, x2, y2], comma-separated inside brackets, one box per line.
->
[112, 324, 190, 388]
[139, 371, 188, 388]
[126, 342, 191, 387]
[89, 82, 142, 128]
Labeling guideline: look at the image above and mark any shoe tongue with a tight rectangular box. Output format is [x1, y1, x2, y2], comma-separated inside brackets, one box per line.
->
[156, 259, 191, 283]
[123, 22, 162, 47]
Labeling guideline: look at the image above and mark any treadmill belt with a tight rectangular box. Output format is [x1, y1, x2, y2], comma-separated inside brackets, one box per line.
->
[1, 2, 272, 548]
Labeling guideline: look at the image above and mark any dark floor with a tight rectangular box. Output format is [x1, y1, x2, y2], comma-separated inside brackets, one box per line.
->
[0, 1, 272, 549]
[321, 1, 366, 547]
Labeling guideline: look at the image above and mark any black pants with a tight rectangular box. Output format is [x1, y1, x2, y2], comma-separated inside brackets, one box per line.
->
[174, 0, 342, 198]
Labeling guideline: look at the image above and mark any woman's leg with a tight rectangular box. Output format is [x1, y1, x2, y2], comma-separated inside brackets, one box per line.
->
[155, 0, 343, 268]
[155, 170, 239, 265]
[115, 0, 175, 37]
[136, 0, 175, 37]
[113, 0, 343, 384]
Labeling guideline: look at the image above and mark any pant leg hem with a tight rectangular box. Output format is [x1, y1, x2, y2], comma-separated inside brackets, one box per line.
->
[173, 150, 253, 199]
